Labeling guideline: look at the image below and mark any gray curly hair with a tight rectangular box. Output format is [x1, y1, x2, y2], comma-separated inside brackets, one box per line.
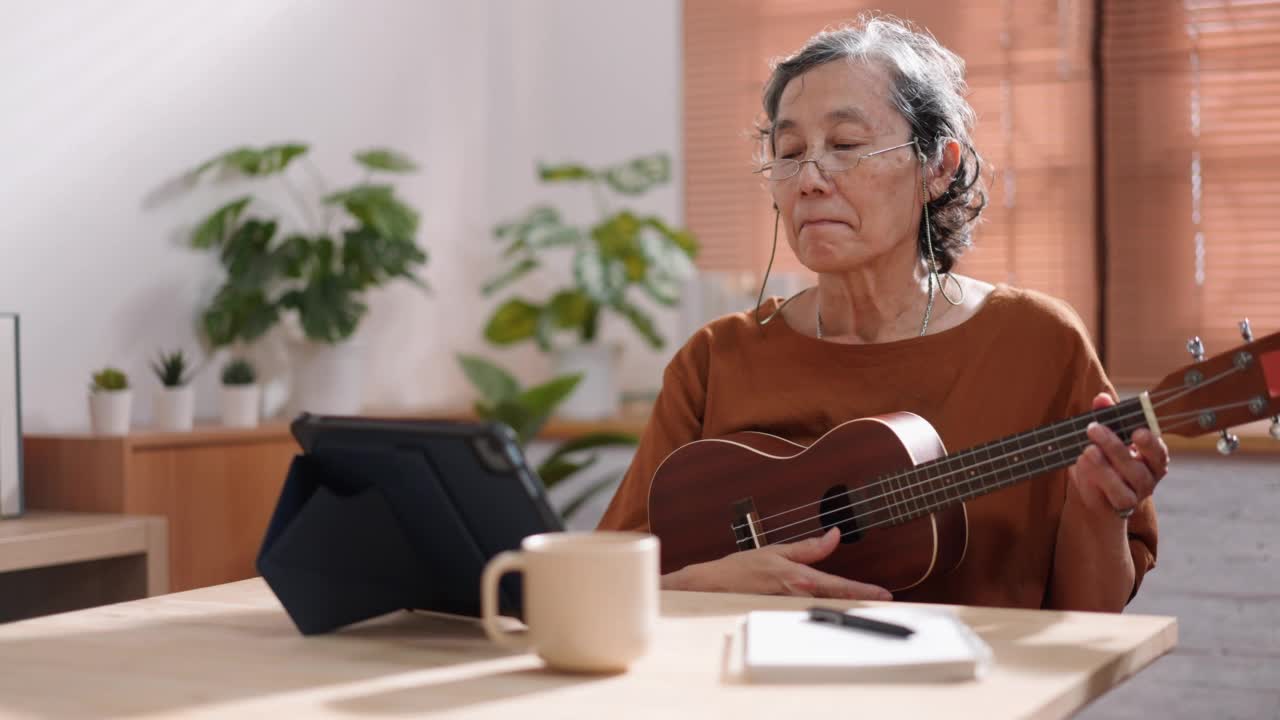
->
[761, 15, 987, 273]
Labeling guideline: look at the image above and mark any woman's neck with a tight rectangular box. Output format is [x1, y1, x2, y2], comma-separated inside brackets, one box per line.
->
[813, 255, 941, 344]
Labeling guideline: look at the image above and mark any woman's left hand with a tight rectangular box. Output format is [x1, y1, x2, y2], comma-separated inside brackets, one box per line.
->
[1069, 392, 1170, 521]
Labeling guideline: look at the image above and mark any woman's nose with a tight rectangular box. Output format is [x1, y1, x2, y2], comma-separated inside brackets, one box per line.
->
[796, 159, 831, 195]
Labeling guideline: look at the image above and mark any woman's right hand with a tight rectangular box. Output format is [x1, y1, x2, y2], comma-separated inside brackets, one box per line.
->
[660, 527, 893, 601]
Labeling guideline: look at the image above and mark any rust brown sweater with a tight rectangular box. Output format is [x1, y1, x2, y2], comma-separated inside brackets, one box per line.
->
[597, 284, 1158, 609]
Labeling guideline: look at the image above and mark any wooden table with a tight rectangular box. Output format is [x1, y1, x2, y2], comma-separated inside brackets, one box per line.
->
[0, 511, 167, 622]
[0, 578, 1175, 719]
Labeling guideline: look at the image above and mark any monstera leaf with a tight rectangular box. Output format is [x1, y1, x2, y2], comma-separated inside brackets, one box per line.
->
[538, 163, 595, 182]
[457, 354, 520, 408]
[191, 143, 309, 179]
[191, 197, 252, 250]
[602, 153, 669, 195]
[485, 298, 542, 345]
[354, 148, 418, 172]
[324, 185, 419, 241]
[202, 286, 280, 347]
[279, 275, 367, 344]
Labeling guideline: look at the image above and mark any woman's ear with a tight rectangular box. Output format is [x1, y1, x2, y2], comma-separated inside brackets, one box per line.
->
[928, 139, 963, 200]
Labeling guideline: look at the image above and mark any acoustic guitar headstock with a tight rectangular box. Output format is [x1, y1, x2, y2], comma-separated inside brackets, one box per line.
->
[1149, 319, 1280, 453]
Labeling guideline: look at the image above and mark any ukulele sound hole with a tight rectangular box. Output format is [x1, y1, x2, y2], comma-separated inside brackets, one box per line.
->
[820, 485, 863, 544]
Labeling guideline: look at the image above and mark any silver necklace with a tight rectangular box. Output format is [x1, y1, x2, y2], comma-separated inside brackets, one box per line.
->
[816, 273, 936, 340]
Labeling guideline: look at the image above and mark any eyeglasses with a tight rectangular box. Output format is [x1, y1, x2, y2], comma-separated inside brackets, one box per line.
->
[754, 140, 916, 181]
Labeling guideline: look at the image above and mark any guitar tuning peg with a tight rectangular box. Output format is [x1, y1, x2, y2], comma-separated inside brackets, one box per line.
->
[1217, 431, 1240, 455]
[1240, 318, 1254, 342]
[1187, 336, 1205, 362]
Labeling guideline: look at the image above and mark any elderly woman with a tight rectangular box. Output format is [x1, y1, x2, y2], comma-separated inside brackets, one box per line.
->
[596, 16, 1167, 612]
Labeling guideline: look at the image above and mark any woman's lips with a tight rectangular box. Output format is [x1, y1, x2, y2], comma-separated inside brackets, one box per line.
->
[801, 220, 847, 230]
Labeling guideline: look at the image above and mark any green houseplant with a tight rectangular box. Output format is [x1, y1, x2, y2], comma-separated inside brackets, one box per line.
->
[457, 354, 636, 522]
[220, 357, 261, 428]
[184, 142, 430, 414]
[150, 349, 195, 388]
[480, 152, 698, 420]
[89, 367, 131, 435]
[482, 152, 697, 350]
[150, 349, 197, 431]
[187, 143, 428, 346]
[221, 358, 257, 386]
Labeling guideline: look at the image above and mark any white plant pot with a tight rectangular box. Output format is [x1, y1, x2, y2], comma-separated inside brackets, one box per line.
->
[154, 385, 195, 432]
[291, 340, 364, 415]
[553, 343, 622, 421]
[220, 384, 261, 428]
[89, 390, 132, 435]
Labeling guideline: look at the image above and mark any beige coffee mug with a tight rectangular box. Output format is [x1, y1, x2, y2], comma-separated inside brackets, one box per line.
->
[481, 531, 659, 673]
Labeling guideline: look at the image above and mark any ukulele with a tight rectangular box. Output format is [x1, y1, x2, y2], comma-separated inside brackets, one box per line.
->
[647, 321, 1280, 592]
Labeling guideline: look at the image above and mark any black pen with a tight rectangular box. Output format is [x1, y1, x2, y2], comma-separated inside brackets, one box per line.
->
[807, 606, 915, 638]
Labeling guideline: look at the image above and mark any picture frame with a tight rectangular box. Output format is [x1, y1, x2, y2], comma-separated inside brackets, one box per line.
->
[1, 313, 23, 518]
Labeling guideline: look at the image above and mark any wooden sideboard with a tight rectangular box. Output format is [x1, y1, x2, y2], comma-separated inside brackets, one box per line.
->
[22, 425, 299, 592]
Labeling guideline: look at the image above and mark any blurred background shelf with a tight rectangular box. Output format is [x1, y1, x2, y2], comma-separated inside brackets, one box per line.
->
[0, 511, 167, 622]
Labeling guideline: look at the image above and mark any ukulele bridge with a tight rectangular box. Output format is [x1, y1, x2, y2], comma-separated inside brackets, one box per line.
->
[731, 498, 765, 550]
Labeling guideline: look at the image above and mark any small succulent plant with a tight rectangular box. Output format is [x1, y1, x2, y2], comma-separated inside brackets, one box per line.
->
[221, 358, 257, 386]
[151, 349, 194, 388]
[90, 367, 129, 392]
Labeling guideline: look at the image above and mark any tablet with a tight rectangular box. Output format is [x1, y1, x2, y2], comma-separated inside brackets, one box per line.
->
[261, 412, 563, 630]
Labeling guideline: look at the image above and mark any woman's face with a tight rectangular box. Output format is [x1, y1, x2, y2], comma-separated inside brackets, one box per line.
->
[768, 60, 921, 274]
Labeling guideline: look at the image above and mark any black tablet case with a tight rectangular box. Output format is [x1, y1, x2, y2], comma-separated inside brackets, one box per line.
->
[257, 415, 562, 635]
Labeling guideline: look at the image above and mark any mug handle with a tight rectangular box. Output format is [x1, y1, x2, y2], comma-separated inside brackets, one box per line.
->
[481, 550, 532, 651]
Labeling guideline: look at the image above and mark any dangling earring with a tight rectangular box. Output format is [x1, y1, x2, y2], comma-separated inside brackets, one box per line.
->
[754, 204, 808, 328]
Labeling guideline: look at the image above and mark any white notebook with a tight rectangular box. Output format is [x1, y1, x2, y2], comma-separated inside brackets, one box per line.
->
[741, 606, 993, 683]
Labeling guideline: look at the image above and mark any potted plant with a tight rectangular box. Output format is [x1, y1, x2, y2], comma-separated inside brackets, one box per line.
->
[183, 143, 429, 414]
[151, 349, 197, 431]
[89, 367, 131, 435]
[481, 152, 698, 420]
[457, 354, 637, 523]
[220, 358, 261, 428]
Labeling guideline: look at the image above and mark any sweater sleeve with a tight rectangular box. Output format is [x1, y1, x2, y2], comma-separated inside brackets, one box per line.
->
[596, 329, 711, 533]
[1049, 306, 1159, 605]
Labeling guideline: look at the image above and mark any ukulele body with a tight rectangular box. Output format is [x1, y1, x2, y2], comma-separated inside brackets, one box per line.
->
[647, 412, 968, 592]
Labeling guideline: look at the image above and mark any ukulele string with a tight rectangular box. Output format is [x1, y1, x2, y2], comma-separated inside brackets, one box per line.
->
[731, 383, 1189, 533]
[731, 365, 1245, 534]
[758, 400, 1255, 547]
[1149, 363, 1246, 413]
[766, 405, 1238, 545]
[758, 406, 1158, 543]
[764, 402, 1250, 546]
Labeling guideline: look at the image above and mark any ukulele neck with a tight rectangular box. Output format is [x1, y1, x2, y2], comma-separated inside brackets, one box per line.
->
[866, 396, 1151, 526]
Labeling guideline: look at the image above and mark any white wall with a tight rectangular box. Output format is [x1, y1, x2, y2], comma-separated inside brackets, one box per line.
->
[0, 0, 682, 433]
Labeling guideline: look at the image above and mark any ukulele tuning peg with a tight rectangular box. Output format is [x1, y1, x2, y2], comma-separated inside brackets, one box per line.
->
[1217, 431, 1240, 455]
[1240, 318, 1254, 342]
[1187, 336, 1206, 362]
[1245, 320, 1280, 436]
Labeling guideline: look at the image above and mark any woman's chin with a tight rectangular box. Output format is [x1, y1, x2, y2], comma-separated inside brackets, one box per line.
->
[795, 246, 863, 273]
